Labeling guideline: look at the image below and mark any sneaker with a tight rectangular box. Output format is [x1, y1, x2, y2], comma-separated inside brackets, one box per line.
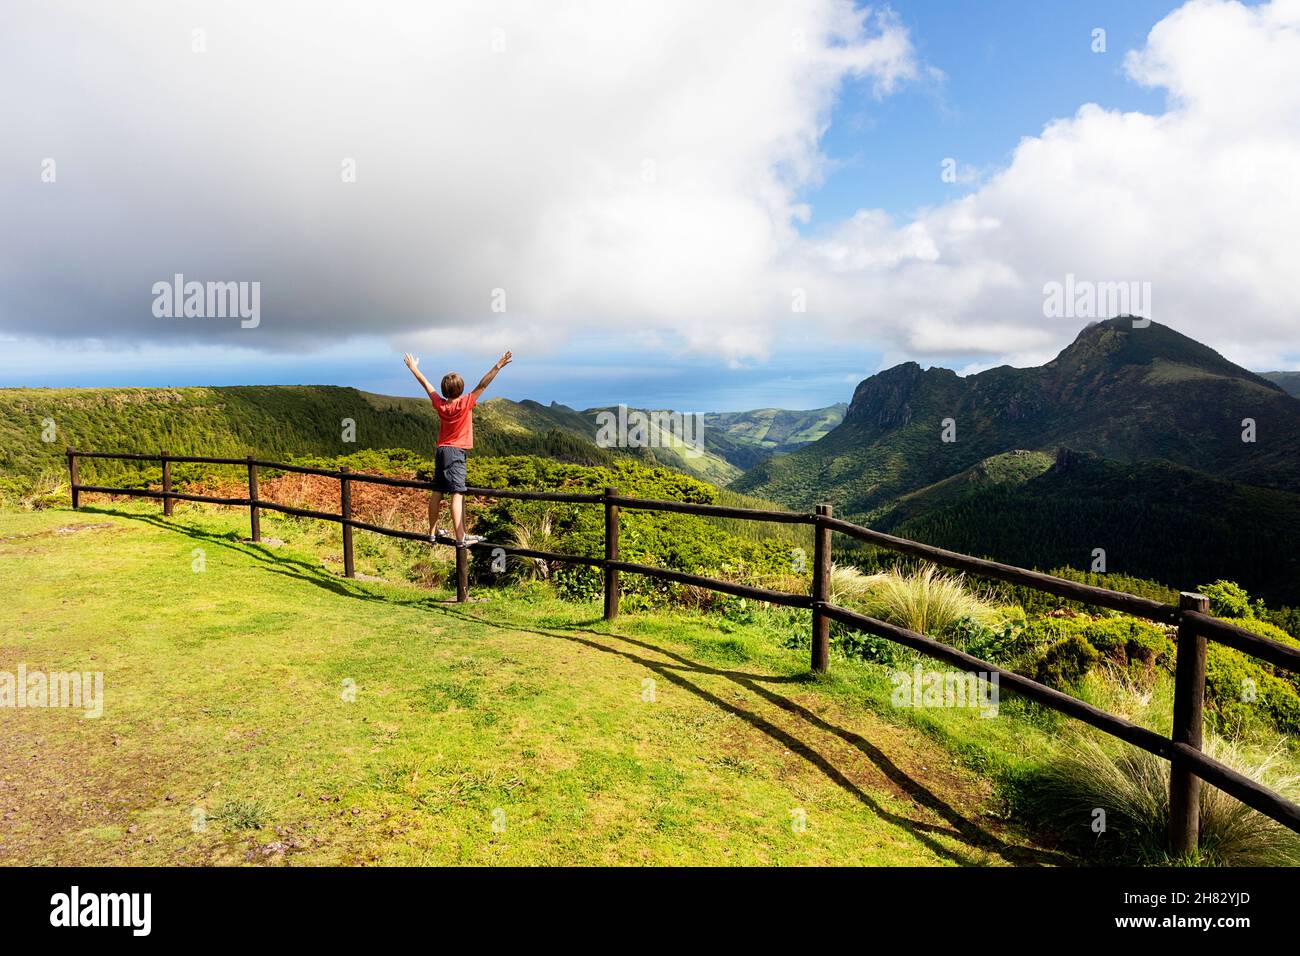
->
[458, 534, 485, 548]
[430, 527, 448, 544]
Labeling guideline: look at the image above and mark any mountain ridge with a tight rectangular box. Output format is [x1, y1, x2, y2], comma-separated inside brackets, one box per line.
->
[1263, 371, 1300, 398]
[735, 318, 1300, 514]
[733, 318, 1300, 601]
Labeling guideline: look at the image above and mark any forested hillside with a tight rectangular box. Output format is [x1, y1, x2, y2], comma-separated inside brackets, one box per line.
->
[0, 386, 849, 490]
[0, 386, 615, 489]
[736, 320, 1300, 603]
[890, 450, 1300, 603]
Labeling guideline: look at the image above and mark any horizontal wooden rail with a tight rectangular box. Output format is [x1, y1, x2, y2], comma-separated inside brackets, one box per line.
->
[344, 517, 439, 544]
[66, 447, 1300, 841]
[255, 500, 345, 524]
[822, 604, 1174, 754]
[1184, 610, 1300, 674]
[609, 560, 813, 608]
[466, 486, 604, 503]
[822, 604, 1300, 833]
[73, 450, 607, 502]
[67, 451, 1292, 667]
[818, 514, 1180, 624]
[466, 540, 605, 567]
[608, 493, 814, 524]
[75, 485, 252, 507]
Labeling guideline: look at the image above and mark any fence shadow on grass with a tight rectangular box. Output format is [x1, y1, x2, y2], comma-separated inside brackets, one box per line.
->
[87, 507, 437, 606]
[424, 601, 1068, 867]
[89, 505, 1063, 866]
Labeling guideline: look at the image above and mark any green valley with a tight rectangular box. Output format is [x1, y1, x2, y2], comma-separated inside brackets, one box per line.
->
[0, 387, 844, 492]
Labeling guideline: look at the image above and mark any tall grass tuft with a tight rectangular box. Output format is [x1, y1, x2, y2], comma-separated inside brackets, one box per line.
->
[854, 563, 1005, 636]
[505, 510, 555, 581]
[827, 563, 876, 605]
[1023, 730, 1300, 865]
[1197, 736, 1300, 866]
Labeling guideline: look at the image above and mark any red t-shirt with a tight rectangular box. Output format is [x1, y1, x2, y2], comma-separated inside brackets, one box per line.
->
[431, 390, 478, 448]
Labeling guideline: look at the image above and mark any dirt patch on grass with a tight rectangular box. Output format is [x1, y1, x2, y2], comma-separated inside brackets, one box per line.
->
[0, 522, 119, 544]
[0, 716, 187, 865]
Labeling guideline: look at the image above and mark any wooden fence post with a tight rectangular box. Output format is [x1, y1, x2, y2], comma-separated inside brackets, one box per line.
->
[811, 503, 832, 673]
[455, 542, 469, 603]
[604, 486, 620, 621]
[246, 456, 261, 542]
[161, 450, 173, 517]
[1169, 591, 1210, 857]
[339, 466, 354, 578]
[67, 448, 79, 510]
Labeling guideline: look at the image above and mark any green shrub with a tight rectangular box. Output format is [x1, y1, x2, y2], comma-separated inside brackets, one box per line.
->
[0, 475, 28, 503]
[829, 621, 916, 667]
[15, 471, 70, 510]
[552, 563, 603, 603]
[1016, 611, 1300, 731]
[464, 455, 718, 504]
[1186, 583, 1300, 734]
[1199, 580, 1259, 620]
[1034, 634, 1100, 689]
[1018, 614, 1173, 684]
[293, 447, 429, 476]
[1206, 645, 1300, 736]
[1225, 614, 1300, 650]
[949, 618, 1030, 665]
[1022, 615, 1086, 645]
[1081, 616, 1174, 668]
[1264, 606, 1300, 642]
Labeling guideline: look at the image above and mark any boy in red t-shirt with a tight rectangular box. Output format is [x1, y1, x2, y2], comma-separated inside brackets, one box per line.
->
[403, 350, 512, 547]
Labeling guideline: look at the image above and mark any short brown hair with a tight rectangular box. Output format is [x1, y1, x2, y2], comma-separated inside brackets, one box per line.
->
[440, 372, 464, 399]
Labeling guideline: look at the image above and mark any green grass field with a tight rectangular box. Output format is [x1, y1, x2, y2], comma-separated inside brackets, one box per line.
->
[0, 503, 1058, 866]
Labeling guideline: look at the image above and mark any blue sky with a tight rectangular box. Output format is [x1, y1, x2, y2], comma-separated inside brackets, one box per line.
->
[7, 0, 1291, 411]
[809, 0, 1178, 224]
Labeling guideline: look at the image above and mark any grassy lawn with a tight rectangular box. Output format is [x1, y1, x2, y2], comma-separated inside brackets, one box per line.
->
[0, 503, 1059, 866]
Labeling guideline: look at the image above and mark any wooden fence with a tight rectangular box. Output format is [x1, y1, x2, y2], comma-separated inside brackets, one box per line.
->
[66, 447, 1300, 849]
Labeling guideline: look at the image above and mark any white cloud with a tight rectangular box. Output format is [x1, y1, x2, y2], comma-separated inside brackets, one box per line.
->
[3, 0, 1298, 376]
[0, 0, 918, 365]
[801, 0, 1300, 370]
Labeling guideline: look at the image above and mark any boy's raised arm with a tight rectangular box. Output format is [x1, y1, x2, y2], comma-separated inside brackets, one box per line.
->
[404, 353, 436, 397]
[472, 351, 513, 396]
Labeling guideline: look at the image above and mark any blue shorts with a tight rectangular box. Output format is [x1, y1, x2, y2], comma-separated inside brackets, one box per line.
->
[433, 445, 467, 494]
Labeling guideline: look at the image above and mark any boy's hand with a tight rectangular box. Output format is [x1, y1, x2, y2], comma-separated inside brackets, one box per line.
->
[404, 353, 419, 371]
[473, 351, 512, 395]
